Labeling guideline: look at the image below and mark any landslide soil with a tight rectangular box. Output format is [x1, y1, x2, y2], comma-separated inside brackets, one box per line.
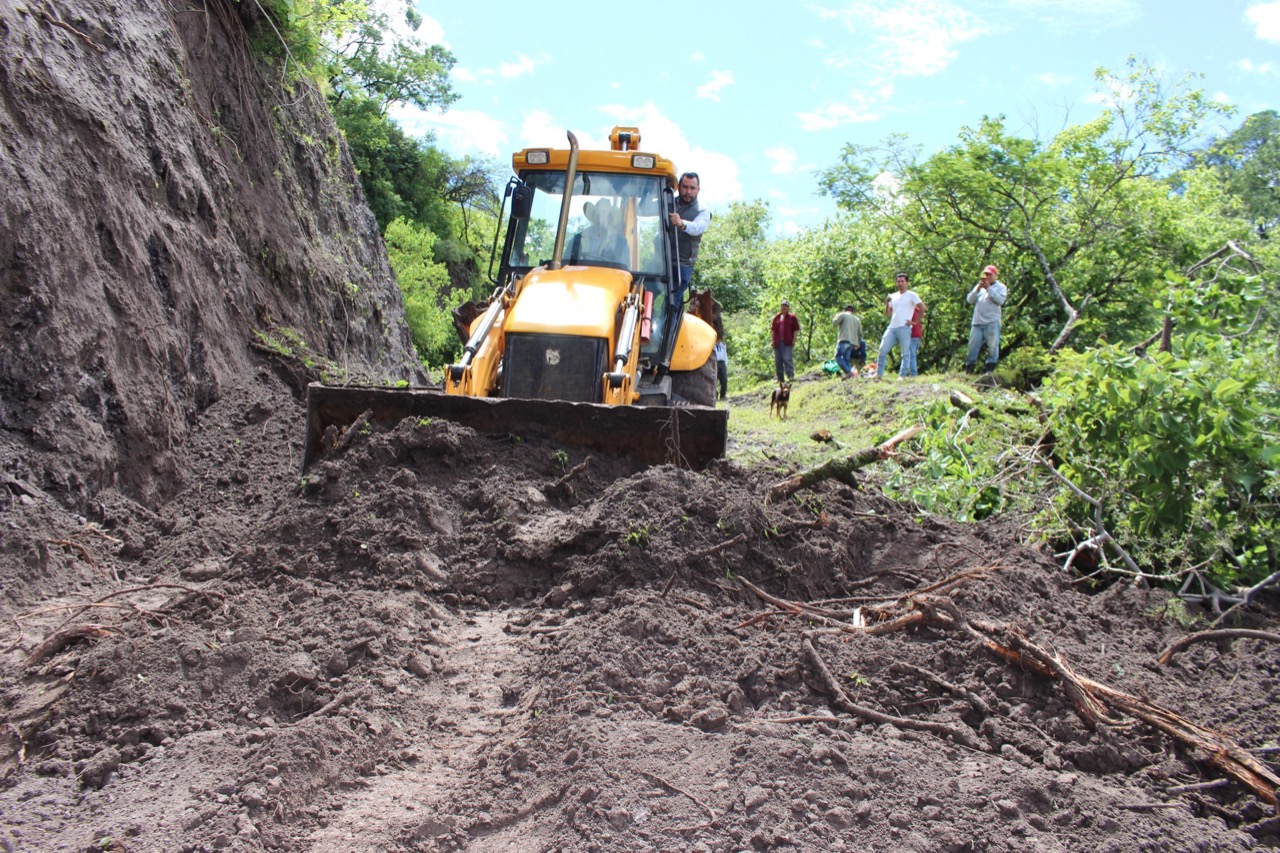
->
[3, 0, 1280, 851]
[3, 376, 1280, 852]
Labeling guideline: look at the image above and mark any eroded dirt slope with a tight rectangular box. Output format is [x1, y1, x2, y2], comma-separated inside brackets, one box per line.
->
[2, 369, 1278, 852]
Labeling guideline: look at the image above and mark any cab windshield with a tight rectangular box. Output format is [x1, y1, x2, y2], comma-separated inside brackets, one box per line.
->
[509, 170, 668, 275]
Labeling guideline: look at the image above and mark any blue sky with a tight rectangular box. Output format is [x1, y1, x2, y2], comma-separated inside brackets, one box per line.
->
[390, 0, 1280, 236]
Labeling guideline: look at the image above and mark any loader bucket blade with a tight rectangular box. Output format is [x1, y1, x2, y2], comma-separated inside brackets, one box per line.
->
[303, 384, 728, 471]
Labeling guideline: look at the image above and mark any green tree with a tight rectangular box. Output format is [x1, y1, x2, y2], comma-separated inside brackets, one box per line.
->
[694, 200, 772, 313]
[1199, 110, 1280, 236]
[819, 57, 1234, 357]
[384, 217, 456, 365]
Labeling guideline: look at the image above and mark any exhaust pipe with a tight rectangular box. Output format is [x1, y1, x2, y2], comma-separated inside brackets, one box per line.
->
[549, 130, 580, 271]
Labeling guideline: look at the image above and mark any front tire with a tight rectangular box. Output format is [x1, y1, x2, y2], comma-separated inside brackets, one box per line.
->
[670, 357, 717, 407]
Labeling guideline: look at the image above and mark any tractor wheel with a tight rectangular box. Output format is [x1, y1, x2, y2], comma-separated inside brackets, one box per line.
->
[670, 357, 718, 407]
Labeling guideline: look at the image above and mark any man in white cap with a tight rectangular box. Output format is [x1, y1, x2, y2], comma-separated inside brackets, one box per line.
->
[964, 264, 1008, 373]
[770, 299, 800, 383]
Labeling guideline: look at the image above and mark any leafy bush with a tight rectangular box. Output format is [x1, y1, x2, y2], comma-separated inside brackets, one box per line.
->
[384, 217, 457, 366]
[1040, 338, 1279, 586]
[883, 389, 1049, 522]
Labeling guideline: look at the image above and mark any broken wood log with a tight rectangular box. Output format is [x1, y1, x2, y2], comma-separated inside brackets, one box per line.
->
[767, 425, 922, 503]
[1156, 629, 1280, 666]
[948, 390, 980, 416]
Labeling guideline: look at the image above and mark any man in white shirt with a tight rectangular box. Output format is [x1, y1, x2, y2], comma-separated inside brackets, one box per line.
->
[876, 272, 925, 380]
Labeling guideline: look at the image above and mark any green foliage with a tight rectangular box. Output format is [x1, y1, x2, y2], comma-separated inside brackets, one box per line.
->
[1198, 110, 1280, 234]
[384, 217, 457, 366]
[1041, 338, 1279, 586]
[882, 389, 1048, 522]
[694, 200, 772, 313]
[623, 523, 651, 549]
[817, 57, 1236, 363]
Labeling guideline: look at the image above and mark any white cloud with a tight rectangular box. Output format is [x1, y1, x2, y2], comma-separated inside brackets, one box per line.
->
[1245, 2, 1280, 42]
[1212, 91, 1233, 105]
[775, 219, 806, 238]
[596, 103, 742, 206]
[1036, 72, 1074, 87]
[390, 106, 509, 157]
[691, 50, 706, 62]
[499, 54, 538, 79]
[696, 71, 735, 102]
[1238, 58, 1277, 74]
[796, 85, 888, 131]
[1007, 0, 1140, 27]
[374, 0, 445, 42]
[765, 147, 799, 175]
[452, 66, 477, 83]
[818, 0, 988, 77]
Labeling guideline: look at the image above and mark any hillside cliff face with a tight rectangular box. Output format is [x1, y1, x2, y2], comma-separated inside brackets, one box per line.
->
[0, 0, 423, 507]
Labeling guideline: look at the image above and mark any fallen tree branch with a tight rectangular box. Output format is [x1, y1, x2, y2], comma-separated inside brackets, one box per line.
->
[639, 769, 718, 831]
[911, 595, 1280, 805]
[802, 634, 984, 750]
[1156, 629, 1280, 666]
[1208, 569, 1280, 628]
[685, 533, 748, 565]
[890, 661, 991, 715]
[323, 409, 373, 455]
[545, 457, 591, 499]
[25, 624, 120, 667]
[948, 390, 980, 417]
[35, 3, 107, 52]
[767, 425, 922, 503]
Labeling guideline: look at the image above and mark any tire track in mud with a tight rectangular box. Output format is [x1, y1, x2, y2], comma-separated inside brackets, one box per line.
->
[305, 607, 537, 851]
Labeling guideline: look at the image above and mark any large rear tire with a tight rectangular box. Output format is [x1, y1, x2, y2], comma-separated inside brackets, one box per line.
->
[670, 357, 718, 407]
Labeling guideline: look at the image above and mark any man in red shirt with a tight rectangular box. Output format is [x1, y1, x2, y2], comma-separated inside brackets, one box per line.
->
[771, 299, 801, 384]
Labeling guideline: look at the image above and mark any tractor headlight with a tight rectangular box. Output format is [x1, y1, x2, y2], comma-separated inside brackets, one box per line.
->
[631, 154, 655, 169]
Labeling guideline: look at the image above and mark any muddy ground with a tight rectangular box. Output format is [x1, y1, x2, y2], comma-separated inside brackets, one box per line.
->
[2, 369, 1278, 852]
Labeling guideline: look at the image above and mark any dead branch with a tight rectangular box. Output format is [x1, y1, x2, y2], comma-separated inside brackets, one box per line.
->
[910, 595, 1280, 805]
[767, 425, 922, 503]
[890, 661, 991, 715]
[639, 769, 717, 831]
[739, 567, 995, 631]
[545, 457, 591, 500]
[733, 610, 795, 630]
[43, 583, 226, 640]
[25, 624, 119, 667]
[79, 524, 123, 545]
[948, 390, 980, 417]
[35, 4, 107, 52]
[1208, 569, 1280, 628]
[1156, 629, 1280, 666]
[685, 533, 748, 565]
[297, 689, 365, 723]
[45, 538, 96, 566]
[802, 634, 984, 750]
[325, 409, 373, 455]
[1167, 779, 1232, 795]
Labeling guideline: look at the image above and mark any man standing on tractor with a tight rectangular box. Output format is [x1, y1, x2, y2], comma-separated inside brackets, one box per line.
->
[668, 171, 711, 310]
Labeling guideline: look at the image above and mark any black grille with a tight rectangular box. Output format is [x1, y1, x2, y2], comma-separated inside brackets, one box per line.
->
[502, 334, 607, 403]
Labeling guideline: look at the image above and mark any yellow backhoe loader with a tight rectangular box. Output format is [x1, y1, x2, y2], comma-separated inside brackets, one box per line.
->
[303, 127, 727, 469]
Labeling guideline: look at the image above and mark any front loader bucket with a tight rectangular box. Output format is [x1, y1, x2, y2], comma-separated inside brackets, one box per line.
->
[303, 384, 728, 471]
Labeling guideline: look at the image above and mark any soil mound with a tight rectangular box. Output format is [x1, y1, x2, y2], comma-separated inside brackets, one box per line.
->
[1, 0, 1278, 850]
[3, 380, 1278, 851]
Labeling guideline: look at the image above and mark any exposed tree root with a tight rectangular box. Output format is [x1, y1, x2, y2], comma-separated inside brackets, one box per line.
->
[801, 634, 985, 750]
[1156, 629, 1280, 666]
[739, 579, 1280, 805]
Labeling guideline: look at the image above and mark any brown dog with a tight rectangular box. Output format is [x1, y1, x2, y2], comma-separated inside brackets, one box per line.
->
[770, 382, 792, 420]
